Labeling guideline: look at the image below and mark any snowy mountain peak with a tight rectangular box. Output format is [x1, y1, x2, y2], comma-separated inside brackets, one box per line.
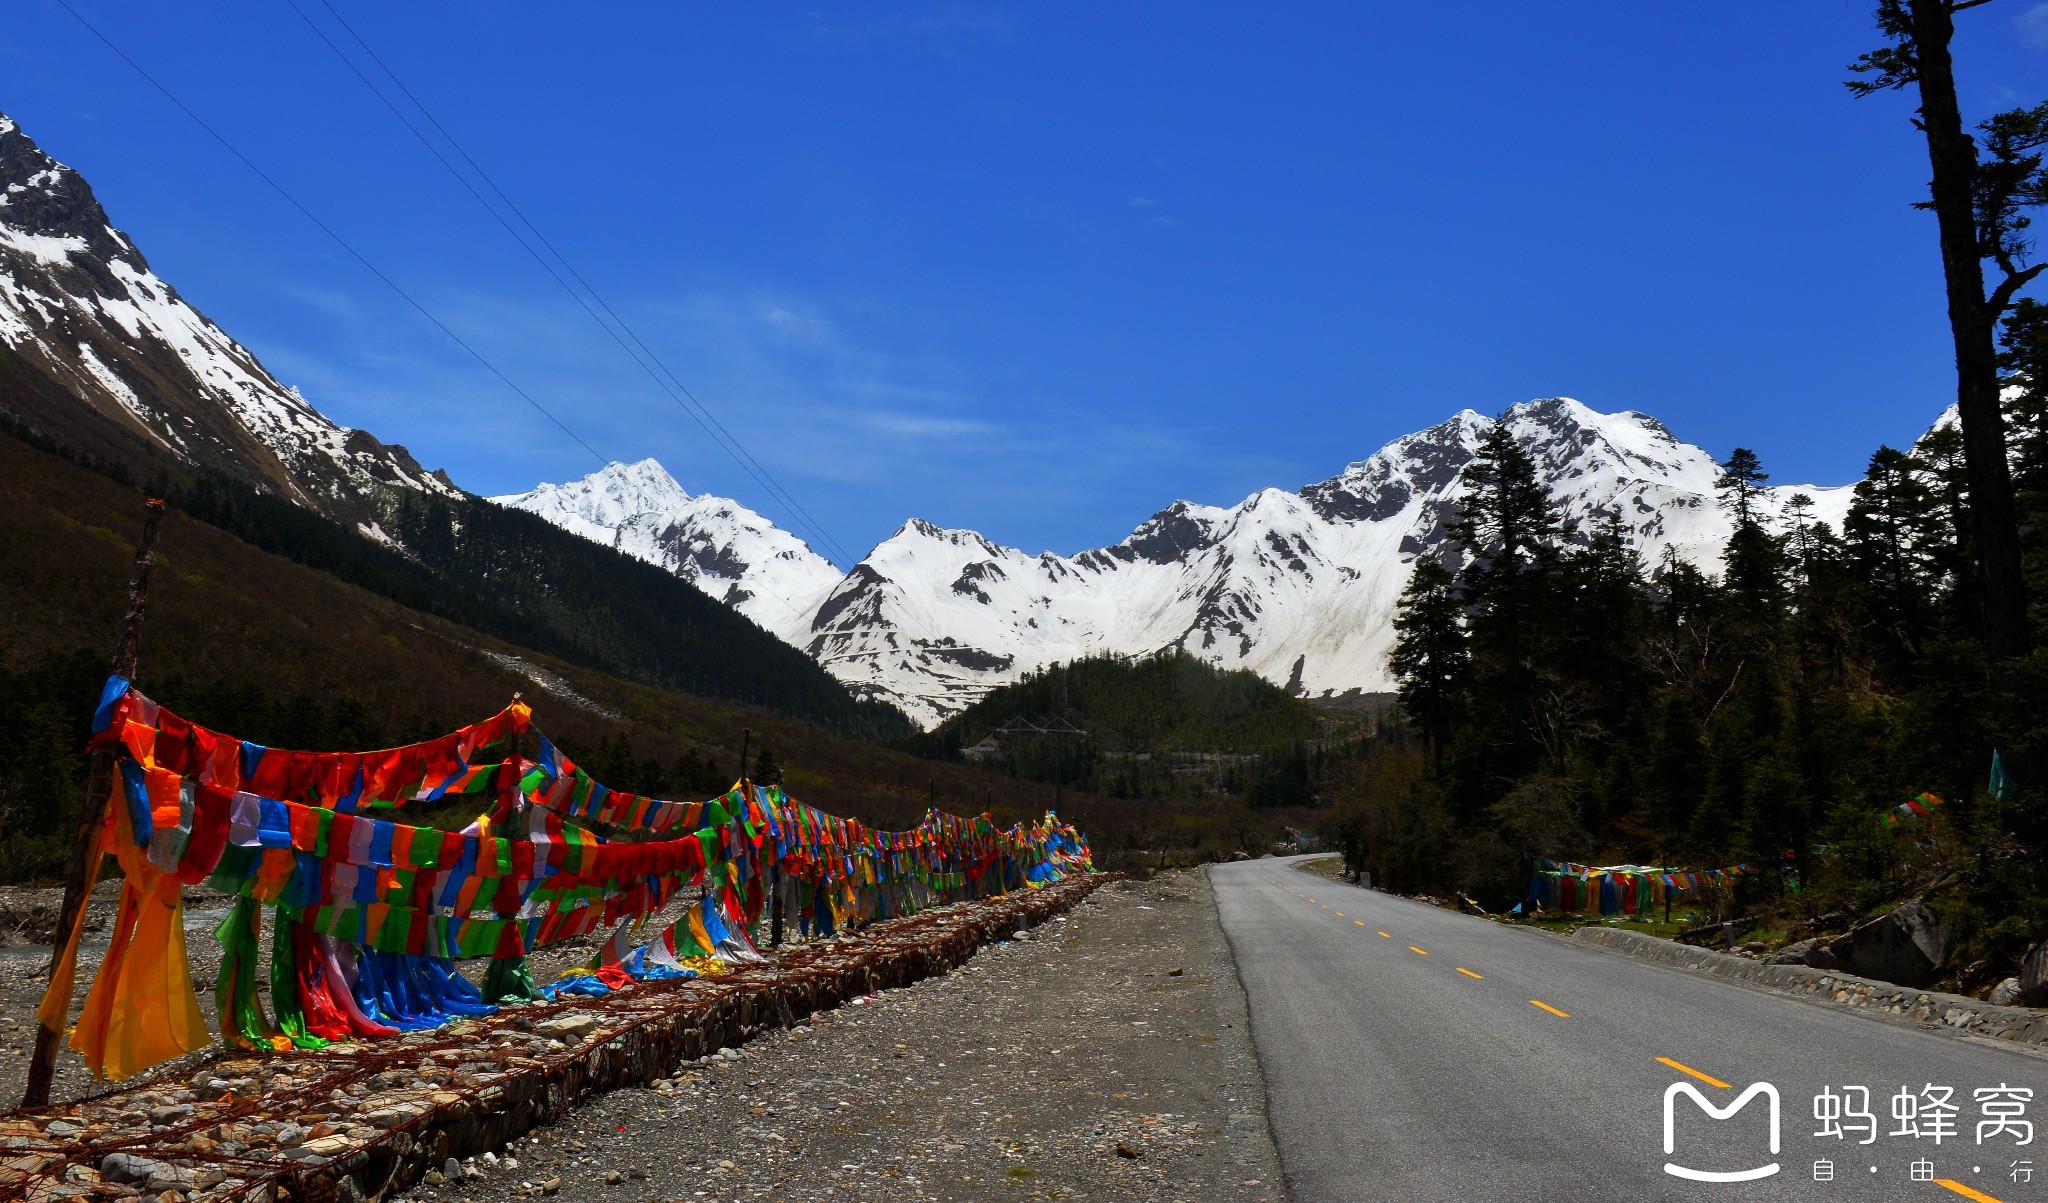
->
[492, 458, 841, 641]
[497, 458, 697, 533]
[501, 398, 1868, 727]
[0, 110, 454, 517]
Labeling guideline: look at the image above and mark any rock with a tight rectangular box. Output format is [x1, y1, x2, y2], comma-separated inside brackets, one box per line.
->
[100, 1154, 159, 1185]
[147, 1104, 194, 1125]
[1764, 938, 1839, 969]
[2019, 943, 2048, 1007]
[1167, 967, 1185, 977]
[144, 1165, 195, 1192]
[1116, 1141, 1143, 1159]
[1827, 899, 1950, 987]
[603, 1169, 623, 1184]
[424, 1171, 445, 1186]
[445, 1157, 462, 1181]
[301, 1135, 354, 1158]
[1991, 977, 2024, 1007]
[541, 1177, 562, 1195]
[537, 1015, 597, 1040]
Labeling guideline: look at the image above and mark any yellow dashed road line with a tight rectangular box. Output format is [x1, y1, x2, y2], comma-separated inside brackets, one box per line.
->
[1456, 968, 1483, 980]
[1656, 1056, 1730, 1089]
[1409, 946, 1429, 956]
[1933, 1180, 2006, 1202]
[1530, 999, 1570, 1018]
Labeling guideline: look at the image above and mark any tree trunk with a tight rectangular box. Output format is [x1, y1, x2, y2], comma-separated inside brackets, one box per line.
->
[1909, 0, 2030, 661]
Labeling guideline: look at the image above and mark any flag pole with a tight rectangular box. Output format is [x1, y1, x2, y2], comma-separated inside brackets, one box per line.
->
[24, 497, 166, 1107]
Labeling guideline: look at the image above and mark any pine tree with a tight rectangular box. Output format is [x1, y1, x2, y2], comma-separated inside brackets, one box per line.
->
[1389, 556, 1467, 771]
[1717, 447, 1769, 530]
[751, 746, 783, 787]
[1442, 423, 1569, 811]
[1849, 0, 2043, 661]
[1845, 446, 1941, 662]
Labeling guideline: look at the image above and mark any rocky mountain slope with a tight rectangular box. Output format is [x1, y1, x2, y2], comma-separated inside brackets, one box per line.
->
[0, 109, 1870, 731]
[0, 112, 451, 527]
[503, 399, 1857, 726]
[0, 108, 907, 736]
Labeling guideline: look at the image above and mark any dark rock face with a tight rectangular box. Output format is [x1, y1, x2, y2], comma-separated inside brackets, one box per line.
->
[1114, 502, 1221, 566]
[2019, 942, 2048, 1007]
[1764, 937, 1839, 970]
[1824, 900, 1950, 988]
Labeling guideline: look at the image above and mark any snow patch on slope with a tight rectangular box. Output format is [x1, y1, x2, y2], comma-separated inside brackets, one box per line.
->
[492, 459, 844, 638]
[502, 398, 1863, 727]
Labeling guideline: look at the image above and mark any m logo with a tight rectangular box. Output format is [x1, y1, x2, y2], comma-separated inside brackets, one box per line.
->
[1663, 1081, 1782, 1183]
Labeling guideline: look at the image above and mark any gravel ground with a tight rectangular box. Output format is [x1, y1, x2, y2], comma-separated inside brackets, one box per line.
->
[0, 878, 706, 1108]
[400, 870, 1285, 1203]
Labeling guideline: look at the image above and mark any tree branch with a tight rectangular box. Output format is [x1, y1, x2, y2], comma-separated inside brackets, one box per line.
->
[1990, 261, 2048, 317]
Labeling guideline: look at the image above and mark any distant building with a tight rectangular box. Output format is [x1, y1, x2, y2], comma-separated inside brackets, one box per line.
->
[961, 736, 1006, 762]
[1282, 827, 1325, 852]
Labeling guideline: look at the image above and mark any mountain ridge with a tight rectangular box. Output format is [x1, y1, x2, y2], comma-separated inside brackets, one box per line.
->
[0, 112, 453, 527]
[500, 398, 1863, 726]
[0, 107, 908, 737]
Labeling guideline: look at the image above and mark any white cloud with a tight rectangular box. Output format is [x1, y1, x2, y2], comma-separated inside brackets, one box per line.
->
[2020, 2, 2048, 49]
[244, 277, 1304, 558]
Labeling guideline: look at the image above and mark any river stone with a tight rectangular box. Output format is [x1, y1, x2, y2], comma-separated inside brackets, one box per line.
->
[100, 1153, 159, 1185]
[1825, 899, 1950, 987]
[538, 1015, 597, 1040]
[144, 1164, 195, 1192]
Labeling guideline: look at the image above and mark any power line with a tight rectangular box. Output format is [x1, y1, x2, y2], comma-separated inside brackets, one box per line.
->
[49, 0, 610, 469]
[295, 0, 861, 569]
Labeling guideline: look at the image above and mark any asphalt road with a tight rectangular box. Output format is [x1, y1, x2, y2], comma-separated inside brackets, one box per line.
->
[1213, 855, 2048, 1203]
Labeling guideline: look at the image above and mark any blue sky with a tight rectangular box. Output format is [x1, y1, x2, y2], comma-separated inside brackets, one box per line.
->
[5, 2, 2046, 564]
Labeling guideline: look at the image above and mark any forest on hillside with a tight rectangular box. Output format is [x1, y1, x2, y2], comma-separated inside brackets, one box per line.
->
[1321, 300, 2048, 997]
[902, 650, 1374, 811]
[1313, 2, 2048, 1002]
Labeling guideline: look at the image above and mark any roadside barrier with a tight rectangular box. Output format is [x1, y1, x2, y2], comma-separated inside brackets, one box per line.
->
[2, 873, 1111, 1202]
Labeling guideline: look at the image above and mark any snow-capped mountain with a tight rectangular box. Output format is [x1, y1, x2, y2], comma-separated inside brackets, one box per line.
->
[0, 110, 452, 522]
[503, 399, 1856, 726]
[492, 459, 843, 638]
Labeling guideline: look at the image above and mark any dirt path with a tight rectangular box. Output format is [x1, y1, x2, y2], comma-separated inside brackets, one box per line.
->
[421, 870, 1285, 1203]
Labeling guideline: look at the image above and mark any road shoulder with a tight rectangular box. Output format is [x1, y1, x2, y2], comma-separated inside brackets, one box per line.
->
[499, 870, 1286, 1203]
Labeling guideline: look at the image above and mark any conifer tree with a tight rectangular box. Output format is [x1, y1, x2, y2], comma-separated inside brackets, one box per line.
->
[1845, 446, 1941, 661]
[1389, 556, 1467, 771]
[1850, 0, 2045, 661]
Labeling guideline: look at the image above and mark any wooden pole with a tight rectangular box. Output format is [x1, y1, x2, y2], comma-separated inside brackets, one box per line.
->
[24, 498, 166, 1108]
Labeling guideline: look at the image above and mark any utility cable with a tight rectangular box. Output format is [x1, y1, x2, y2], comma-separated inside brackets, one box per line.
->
[301, 0, 861, 568]
[278, 2, 820, 614]
[49, 0, 610, 469]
